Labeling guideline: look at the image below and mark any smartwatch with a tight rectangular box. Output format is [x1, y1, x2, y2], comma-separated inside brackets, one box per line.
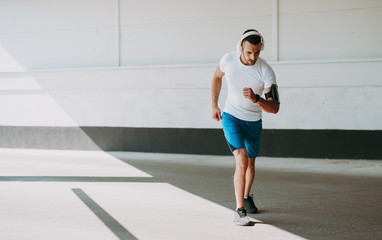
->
[253, 94, 260, 103]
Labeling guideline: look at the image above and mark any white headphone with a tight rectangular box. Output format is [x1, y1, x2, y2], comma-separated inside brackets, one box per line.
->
[236, 30, 264, 52]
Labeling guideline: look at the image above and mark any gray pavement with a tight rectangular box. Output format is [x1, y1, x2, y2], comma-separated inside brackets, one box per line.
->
[111, 152, 382, 240]
[0, 148, 381, 239]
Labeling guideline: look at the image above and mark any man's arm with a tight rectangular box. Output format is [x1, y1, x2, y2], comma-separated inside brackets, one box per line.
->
[211, 66, 225, 121]
[243, 87, 280, 114]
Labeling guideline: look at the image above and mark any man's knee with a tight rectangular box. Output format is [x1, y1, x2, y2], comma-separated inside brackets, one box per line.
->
[234, 148, 249, 171]
[247, 158, 256, 172]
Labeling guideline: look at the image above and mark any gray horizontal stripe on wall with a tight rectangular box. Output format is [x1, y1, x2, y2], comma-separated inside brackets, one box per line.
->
[0, 126, 381, 159]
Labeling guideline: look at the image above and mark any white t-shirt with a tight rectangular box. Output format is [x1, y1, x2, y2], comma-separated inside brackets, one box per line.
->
[219, 51, 276, 121]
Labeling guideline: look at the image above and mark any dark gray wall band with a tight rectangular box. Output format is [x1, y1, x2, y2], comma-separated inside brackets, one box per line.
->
[0, 126, 381, 159]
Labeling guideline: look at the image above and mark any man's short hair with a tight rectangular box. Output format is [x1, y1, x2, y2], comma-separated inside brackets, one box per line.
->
[242, 29, 262, 46]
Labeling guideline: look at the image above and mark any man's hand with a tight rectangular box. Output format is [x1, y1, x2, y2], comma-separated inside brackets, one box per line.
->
[243, 88, 256, 102]
[212, 106, 222, 122]
[211, 66, 224, 121]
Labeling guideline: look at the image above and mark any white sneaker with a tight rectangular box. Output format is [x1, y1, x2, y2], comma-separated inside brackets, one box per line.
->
[233, 207, 250, 226]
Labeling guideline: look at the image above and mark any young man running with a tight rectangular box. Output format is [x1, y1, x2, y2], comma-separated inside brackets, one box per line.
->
[211, 29, 280, 226]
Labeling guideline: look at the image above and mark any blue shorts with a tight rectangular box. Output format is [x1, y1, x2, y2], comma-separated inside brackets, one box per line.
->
[221, 112, 262, 158]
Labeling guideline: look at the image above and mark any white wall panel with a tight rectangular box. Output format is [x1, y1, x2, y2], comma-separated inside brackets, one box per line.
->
[120, 17, 272, 66]
[0, 0, 117, 69]
[278, 0, 382, 60]
[0, 61, 380, 130]
[0, 94, 78, 126]
[120, 0, 271, 24]
[1, 0, 381, 67]
[278, 0, 382, 14]
[119, 0, 273, 66]
[262, 85, 382, 130]
[0, 28, 116, 69]
[272, 61, 381, 87]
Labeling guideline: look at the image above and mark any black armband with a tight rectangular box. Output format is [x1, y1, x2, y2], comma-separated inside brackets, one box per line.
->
[265, 84, 280, 104]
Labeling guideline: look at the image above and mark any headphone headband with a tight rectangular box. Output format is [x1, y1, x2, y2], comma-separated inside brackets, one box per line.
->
[236, 31, 264, 52]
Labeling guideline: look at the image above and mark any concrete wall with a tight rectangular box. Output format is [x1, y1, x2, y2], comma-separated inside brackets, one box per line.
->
[0, 0, 381, 158]
[0, 62, 381, 130]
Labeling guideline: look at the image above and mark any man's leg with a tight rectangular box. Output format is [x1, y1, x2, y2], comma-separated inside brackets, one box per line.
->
[221, 113, 251, 225]
[243, 157, 258, 213]
[242, 118, 262, 214]
[233, 148, 249, 209]
[244, 157, 255, 198]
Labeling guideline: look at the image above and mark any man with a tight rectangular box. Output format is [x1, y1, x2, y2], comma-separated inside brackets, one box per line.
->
[211, 29, 280, 226]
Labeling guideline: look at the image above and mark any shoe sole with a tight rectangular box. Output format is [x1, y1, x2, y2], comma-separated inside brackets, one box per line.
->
[233, 220, 251, 226]
[246, 209, 258, 214]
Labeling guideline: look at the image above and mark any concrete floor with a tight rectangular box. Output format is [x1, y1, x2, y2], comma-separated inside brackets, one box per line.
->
[0, 148, 381, 240]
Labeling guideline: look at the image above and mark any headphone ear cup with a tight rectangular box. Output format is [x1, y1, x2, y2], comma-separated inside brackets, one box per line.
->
[236, 42, 242, 52]
[260, 37, 264, 51]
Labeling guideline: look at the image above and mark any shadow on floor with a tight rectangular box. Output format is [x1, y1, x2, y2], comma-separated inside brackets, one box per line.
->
[110, 153, 382, 240]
